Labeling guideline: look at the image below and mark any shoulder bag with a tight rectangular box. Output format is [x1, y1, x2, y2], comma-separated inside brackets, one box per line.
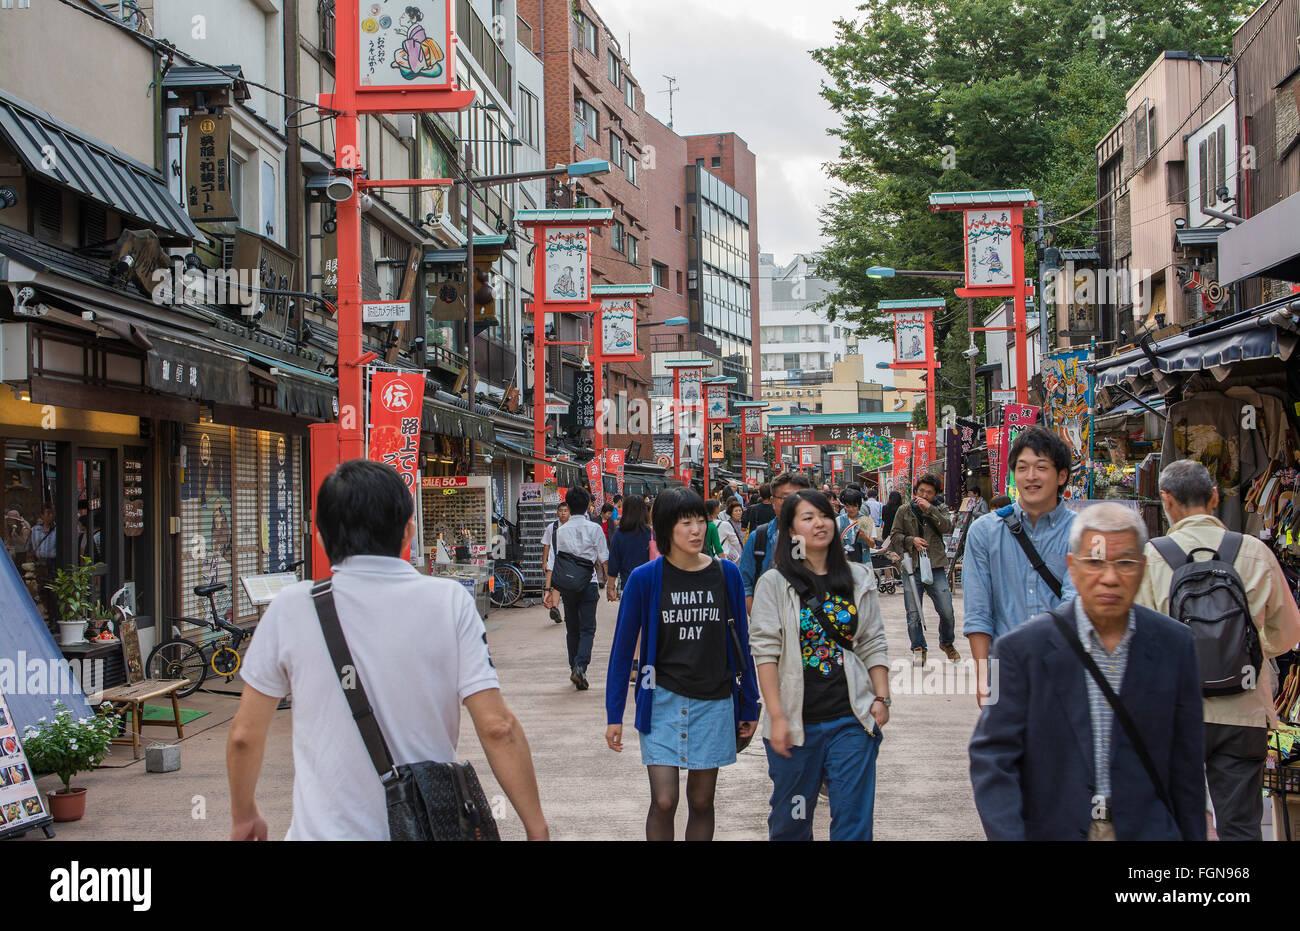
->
[1048, 608, 1176, 823]
[551, 525, 596, 594]
[716, 559, 759, 752]
[310, 580, 500, 841]
[1000, 508, 1062, 599]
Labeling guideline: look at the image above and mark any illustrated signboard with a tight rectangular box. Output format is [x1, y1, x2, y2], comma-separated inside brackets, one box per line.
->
[544, 227, 590, 304]
[799, 446, 815, 468]
[830, 452, 845, 474]
[357, 1, 454, 90]
[600, 299, 636, 357]
[706, 384, 729, 421]
[893, 311, 927, 364]
[519, 482, 544, 504]
[743, 409, 762, 435]
[0, 690, 52, 839]
[1043, 350, 1093, 501]
[963, 209, 1015, 288]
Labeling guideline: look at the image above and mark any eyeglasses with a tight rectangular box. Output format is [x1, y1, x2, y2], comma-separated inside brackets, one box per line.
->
[1073, 557, 1145, 577]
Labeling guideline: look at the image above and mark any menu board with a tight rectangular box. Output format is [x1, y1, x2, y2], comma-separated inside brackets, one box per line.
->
[123, 457, 144, 538]
[0, 690, 52, 838]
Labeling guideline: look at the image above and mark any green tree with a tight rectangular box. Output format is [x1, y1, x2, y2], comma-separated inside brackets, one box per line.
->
[813, 0, 1249, 413]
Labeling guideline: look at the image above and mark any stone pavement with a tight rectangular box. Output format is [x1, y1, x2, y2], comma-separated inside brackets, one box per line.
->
[24, 579, 985, 841]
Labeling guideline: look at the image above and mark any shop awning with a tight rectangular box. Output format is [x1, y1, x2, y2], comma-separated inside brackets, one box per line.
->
[1092, 304, 1300, 393]
[0, 89, 201, 244]
[146, 335, 250, 405]
[242, 350, 337, 420]
[1217, 191, 1300, 285]
[423, 395, 496, 444]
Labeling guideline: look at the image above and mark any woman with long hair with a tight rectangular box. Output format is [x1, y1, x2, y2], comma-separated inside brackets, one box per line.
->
[749, 489, 890, 841]
[606, 494, 652, 602]
[604, 486, 761, 841]
[880, 490, 903, 538]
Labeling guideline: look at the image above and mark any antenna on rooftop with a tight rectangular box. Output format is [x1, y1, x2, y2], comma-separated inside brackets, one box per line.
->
[661, 75, 679, 130]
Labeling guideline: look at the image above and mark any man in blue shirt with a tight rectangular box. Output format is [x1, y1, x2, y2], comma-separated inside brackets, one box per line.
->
[963, 426, 1077, 706]
[739, 471, 811, 612]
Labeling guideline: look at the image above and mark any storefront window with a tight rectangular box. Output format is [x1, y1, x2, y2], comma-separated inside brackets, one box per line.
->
[3, 439, 59, 624]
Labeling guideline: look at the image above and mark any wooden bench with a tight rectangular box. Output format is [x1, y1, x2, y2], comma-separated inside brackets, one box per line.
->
[98, 679, 190, 760]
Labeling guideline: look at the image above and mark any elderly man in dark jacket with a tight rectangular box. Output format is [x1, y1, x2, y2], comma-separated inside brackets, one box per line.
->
[969, 502, 1206, 841]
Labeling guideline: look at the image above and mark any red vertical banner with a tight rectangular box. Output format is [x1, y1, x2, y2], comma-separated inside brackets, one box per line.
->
[987, 426, 1004, 494]
[367, 371, 425, 559]
[585, 458, 603, 511]
[891, 438, 913, 490]
[604, 448, 625, 495]
[914, 432, 934, 477]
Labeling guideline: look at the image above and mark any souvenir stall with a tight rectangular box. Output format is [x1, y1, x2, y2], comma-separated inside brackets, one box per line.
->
[1092, 297, 1300, 836]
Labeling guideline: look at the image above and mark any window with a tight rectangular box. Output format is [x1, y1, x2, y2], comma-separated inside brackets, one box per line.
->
[517, 85, 539, 149]
[783, 325, 798, 341]
[653, 262, 667, 288]
[676, 270, 683, 294]
[574, 98, 598, 149]
[626, 236, 638, 267]
[624, 151, 637, 186]
[783, 354, 799, 370]
[711, 156, 722, 168]
[612, 220, 625, 253]
[609, 132, 624, 168]
[674, 206, 682, 231]
[624, 80, 636, 112]
[574, 11, 597, 55]
[608, 49, 621, 87]
[261, 161, 277, 239]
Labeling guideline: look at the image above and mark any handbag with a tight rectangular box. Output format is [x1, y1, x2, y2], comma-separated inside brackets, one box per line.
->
[716, 559, 758, 752]
[310, 580, 500, 841]
[918, 552, 934, 585]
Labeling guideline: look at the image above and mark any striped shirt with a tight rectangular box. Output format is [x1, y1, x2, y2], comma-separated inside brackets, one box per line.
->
[1074, 597, 1137, 799]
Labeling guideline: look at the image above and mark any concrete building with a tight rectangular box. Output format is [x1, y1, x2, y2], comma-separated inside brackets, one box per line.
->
[758, 253, 856, 385]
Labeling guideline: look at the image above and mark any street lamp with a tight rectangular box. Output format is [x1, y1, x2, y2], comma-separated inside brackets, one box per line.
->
[867, 266, 964, 280]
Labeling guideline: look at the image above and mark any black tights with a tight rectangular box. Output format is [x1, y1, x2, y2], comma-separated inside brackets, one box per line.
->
[646, 766, 719, 841]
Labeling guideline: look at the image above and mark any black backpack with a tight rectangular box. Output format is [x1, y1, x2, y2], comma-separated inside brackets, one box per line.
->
[1150, 532, 1263, 697]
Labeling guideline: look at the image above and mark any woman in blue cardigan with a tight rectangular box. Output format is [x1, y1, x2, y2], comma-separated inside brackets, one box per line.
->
[604, 486, 761, 841]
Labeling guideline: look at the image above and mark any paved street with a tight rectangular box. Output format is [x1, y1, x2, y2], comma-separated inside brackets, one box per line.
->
[27, 582, 984, 841]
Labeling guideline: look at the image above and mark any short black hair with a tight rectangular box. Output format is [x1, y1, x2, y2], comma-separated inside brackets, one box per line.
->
[840, 488, 863, 507]
[600, 502, 615, 516]
[565, 486, 590, 515]
[1007, 425, 1072, 480]
[914, 473, 942, 494]
[991, 494, 1013, 509]
[706, 499, 721, 517]
[772, 471, 812, 493]
[316, 460, 413, 564]
[759, 483, 772, 500]
[612, 494, 623, 504]
[651, 486, 709, 557]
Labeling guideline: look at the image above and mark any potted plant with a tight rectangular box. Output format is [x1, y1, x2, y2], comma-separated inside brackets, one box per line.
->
[46, 556, 102, 646]
[22, 701, 119, 822]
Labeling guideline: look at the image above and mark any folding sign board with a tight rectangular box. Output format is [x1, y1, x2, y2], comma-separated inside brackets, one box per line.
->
[0, 690, 52, 839]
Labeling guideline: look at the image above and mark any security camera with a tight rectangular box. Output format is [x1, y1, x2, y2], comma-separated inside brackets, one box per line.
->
[962, 344, 980, 359]
[1215, 185, 1232, 203]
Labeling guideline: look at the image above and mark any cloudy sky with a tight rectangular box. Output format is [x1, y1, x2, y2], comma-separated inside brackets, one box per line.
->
[597, 0, 862, 265]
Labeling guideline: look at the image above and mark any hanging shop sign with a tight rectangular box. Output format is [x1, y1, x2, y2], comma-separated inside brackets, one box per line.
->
[963, 209, 1015, 289]
[182, 112, 236, 222]
[600, 299, 636, 357]
[571, 370, 596, 430]
[711, 424, 726, 461]
[543, 227, 590, 304]
[893, 311, 928, 365]
[706, 384, 730, 421]
[586, 459, 604, 509]
[604, 449, 625, 495]
[122, 457, 144, 538]
[0, 690, 52, 839]
[357, 0, 454, 91]
[742, 408, 762, 435]
[798, 445, 815, 468]
[367, 371, 425, 505]
[231, 230, 297, 340]
[363, 300, 412, 323]
[830, 452, 845, 474]
[914, 431, 935, 475]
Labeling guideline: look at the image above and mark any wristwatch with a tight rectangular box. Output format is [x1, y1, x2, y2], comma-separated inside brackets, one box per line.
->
[872, 696, 891, 708]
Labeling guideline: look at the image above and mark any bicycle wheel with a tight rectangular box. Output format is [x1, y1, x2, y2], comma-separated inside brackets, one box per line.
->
[146, 639, 208, 698]
[497, 563, 525, 608]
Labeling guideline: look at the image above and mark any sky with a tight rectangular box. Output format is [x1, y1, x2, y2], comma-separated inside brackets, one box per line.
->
[595, 0, 863, 265]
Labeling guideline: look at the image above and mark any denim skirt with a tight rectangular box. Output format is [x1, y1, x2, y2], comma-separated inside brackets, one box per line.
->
[639, 685, 736, 770]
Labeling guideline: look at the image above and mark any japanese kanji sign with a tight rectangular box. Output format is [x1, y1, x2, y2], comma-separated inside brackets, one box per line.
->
[367, 370, 425, 509]
[891, 438, 913, 489]
[182, 112, 236, 221]
[999, 403, 1042, 500]
[711, 424, 726, 461]
[604, 449, 625, 495]
[914, 432, 934, 475]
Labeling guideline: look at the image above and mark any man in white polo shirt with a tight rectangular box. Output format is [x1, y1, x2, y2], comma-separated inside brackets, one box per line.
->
[226, 460, 548, 841]
[544, 486, 609, 691]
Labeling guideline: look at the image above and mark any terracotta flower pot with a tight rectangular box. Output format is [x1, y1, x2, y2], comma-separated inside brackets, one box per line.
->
[46, 787, 87, 822]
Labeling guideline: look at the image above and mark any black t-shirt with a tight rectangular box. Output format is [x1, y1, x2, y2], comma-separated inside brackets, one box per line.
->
[743, 502, 776, 531]
[655, 558, 731, 701]
[799, 575, 858, 724]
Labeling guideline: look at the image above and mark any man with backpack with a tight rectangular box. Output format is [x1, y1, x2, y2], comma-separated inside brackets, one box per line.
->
[1136, 459, 1300, 840]
[738, 472, 811, 612]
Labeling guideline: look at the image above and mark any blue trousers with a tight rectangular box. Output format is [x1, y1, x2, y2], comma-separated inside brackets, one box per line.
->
[902, 566, 956, 651]
[765, 715, 881, 841]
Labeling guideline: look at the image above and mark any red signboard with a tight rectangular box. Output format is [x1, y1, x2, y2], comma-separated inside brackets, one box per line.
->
[999, 404, 1041, 499]
[368, 371, 425, 559]
[604, 449, 625, 496]
[914, 432, 934, 476]
[586, 459, 603, 510]
[891, 438, 913, 490]
[421, 476, 469, 489]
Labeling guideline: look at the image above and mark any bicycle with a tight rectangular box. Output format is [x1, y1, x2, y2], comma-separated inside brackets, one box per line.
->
[146, 559, 304, 697]
[489, 516, 526, 609]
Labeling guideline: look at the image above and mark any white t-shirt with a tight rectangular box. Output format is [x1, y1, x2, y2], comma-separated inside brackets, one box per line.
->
[239, 555, 499, 840]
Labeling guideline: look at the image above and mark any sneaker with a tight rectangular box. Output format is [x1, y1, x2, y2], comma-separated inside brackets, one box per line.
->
[570, 665, 582, 688]
[575, 667, 590, 691]
[549, 606, 563, 624]
[941, 643, 961, 662]
[913, 647, 926, 667]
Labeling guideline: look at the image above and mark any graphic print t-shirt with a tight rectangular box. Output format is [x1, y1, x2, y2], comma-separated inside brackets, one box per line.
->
[655, 559, 731, 701]
[800, 576, 858, 724]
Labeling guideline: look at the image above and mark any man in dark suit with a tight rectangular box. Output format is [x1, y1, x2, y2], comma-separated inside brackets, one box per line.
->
[969, 501, 1206, 841]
